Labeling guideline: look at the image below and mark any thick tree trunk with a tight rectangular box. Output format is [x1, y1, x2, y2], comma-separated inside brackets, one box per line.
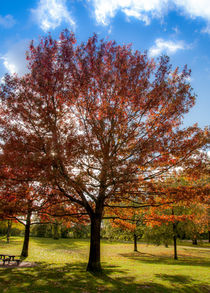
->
[7, 220, 12, 243]
[134, 233, 138, 252]
[208, 231, 210, 243]
[86, 215, 102, 273]
[21, 211, 31, 258]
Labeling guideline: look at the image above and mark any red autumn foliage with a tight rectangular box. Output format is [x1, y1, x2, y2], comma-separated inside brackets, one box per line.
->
[0, 30, 208, 271]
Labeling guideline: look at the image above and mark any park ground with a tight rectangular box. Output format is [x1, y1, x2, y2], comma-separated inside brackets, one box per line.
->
[0, 237, 209, 293]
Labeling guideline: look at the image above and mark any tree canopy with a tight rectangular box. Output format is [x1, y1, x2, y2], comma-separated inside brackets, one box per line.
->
[0, 30, 208, 272]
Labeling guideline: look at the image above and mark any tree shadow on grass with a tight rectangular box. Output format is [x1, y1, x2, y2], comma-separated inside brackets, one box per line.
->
[0, 262, 139, 293]
[119, 252, 210, 268]
[0, 262, 209, 293]
[0, 237, 21, 245]
[120, 251, 156, 258]
[31, 237, 88, 251]
[155, 274, 194, 284]
[155, 274, 210, 293]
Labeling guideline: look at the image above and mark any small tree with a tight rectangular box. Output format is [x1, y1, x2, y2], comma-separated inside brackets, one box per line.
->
[0, 183, 56, 257]
[144, 222, 173, 248]
[105, 206, 146, 252]
[178, 203, 209, 245]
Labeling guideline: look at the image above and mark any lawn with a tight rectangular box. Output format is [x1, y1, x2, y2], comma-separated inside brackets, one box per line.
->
[0, 236, 209, 292]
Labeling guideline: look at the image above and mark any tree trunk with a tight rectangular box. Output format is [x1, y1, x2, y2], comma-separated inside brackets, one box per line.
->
[86, 215, 102, 273]
[192, 237, 198, 245]
[172, 209, 178, 260]
[164, 242, 168, 248]
[134, 233, 138, 252]
[173, 220, 178, 260]
[21, 211, 31, 258]
[208, 231, 210, 243]
[173, 234, 178, 260]
[7, 220, 12, 243]
[53, 222, 60, 240]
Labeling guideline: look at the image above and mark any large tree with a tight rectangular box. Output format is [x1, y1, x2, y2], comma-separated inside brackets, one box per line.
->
[0, 31, 207, 272]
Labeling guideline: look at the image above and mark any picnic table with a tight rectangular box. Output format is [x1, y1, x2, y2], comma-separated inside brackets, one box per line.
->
[0, 254, 21, 265]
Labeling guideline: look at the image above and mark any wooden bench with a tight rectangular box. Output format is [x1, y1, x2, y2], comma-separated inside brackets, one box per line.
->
[2, 258, 21, 265]
[0, 255, 21, 265]
[0, 254, 7, 259]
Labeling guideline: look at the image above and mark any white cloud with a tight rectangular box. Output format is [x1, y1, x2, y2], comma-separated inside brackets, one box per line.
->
[0, 14, 15, 28]
[1, 58, 16, 74]
[174, 0, 210, 33]
[31, 0, 75, 32]
[89, 0, 210, 32]
[0, 76, 5, 84]
[174, 0, 210, 20]
[201, 24, 210, 34]
[172, 26, 179, 34]
[149, 39, 187, 57]
[123, 8, 150, 25]
[1, 40, 30, 76]
[89, 0, 168, 25]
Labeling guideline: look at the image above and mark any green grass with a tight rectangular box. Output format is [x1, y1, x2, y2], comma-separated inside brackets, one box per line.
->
[0, 236, 209, 292]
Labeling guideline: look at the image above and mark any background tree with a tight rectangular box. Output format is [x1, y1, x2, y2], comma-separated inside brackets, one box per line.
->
[145, 204, 191, 259]
[0, 31, 207, 272]
[105, 202, 146, 252]
[6, 220, 12, 243]
[178, 203, 209, 245]
[0, 181, 57, 257]
[144, 222, 173, 248]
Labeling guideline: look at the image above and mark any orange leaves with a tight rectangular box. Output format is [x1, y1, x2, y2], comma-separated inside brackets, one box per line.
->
[112, 219, 136, 232]
[146, 213, 192, 227]
[0, 29, 208, 236]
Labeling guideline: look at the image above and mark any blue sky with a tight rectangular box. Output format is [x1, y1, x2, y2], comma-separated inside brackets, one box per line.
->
[0, 0, 209, 128]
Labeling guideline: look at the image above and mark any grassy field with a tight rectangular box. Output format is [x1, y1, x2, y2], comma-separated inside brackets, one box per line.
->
[0, 236, 209, 293]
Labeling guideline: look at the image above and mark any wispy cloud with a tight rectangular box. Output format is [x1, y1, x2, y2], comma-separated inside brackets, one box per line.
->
[88, 0, 210, 33]
[31, 0, 75, 32]
[149, 39, 187, 57]
[1, 57, 17, 74]
[174, 0, 210, 33]
[1, 40, 30, 76]
[202, 25, 210, 34]
[0, 14, 15, 28]
[89, 0, 168, 26]
[174, 0, 210, 20]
